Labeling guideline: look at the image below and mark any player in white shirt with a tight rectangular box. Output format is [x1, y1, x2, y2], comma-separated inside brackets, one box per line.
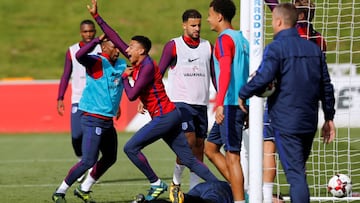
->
[158, 9, 215, 202]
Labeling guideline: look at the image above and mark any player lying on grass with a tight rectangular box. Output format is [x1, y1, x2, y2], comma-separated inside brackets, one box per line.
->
[132, 180, 233, 203]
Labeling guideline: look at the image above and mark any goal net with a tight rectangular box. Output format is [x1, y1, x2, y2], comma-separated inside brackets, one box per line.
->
[262, 0, 360, 202]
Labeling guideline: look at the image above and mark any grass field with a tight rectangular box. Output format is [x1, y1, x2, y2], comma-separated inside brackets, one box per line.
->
[1, 130, 359, 202]
[1, 0, 358, 79]
[0, 0, 223, 79]
[0, 133, 225, 203]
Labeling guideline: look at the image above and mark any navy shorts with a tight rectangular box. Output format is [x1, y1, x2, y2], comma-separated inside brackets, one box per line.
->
[263, 107, 274, 141]
[207, 105, 246, 152]
[174, 102, 208, 138]
[207, 122, 222, 145]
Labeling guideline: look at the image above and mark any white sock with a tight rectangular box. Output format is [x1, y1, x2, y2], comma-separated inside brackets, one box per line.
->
[234, 201, 245, 203]
[151, 179, 161, 186]
[81, 173, 97, 192]
[263, 182, 274, 203]
[56, 181, 70, 194]
[172, 163, 185, 185]
[189, 172, 200, 190]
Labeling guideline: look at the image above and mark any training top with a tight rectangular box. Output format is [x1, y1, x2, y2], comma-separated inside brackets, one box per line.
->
[165, 36, 212, 105]
[57, 42, 101, 103]
[186, 181, 233, 203]
[76, 38, 127, 117]
[213, 29, 249, 106]
[93, 14, 176, 118]
[239, 28, 335, 135]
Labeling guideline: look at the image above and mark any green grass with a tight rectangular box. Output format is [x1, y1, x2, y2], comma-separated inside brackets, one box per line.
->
[0, 0, 359, 79]
[0, 0, 225, 79]
[0, 130, 359, 202]
[0, 133, 225, 203]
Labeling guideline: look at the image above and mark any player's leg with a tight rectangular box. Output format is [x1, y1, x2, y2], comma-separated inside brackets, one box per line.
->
[171, 103, 195, 188]
[263, 109, 276, 203]
[52, 115, 102, 202]
[274, 130, 315, 203]
[124, 113, 181, 200]
[71, 104, 91, 183]
[71, 103, 83, 158]
[221, 105, 246, 202]
[204, 122, 230, 181]
[164, 109, 218, 183]
[240, 129, 249, 200]
[263, 140, 276, 203]
[75, 124, 118, 202]
[189, 105, 208, 189]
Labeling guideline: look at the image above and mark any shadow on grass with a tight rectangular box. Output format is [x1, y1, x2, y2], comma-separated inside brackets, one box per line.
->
[100, 177, 172, 184]
[97, 198, 170, 203]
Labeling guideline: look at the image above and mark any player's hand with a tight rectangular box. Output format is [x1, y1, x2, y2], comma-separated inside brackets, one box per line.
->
[87, 0, 98, 16]
[124, 67, 134, 77]
[321, 120, 336, 144]
[137, 101, 146, 114]
[238, 98, 248, 114]
[215, 106, 224, 124]
[99, 33, 106, 42]
[57, 100, 65, 116]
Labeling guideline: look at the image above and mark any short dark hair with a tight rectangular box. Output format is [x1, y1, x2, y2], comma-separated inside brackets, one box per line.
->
[209, 0, 236, 23]
[131, 35, 152, 55]
[294, 0, 315, 22]
[80, 19, 95, 29]
[274, 3, 298, 27]
[182, 9, 202, 22]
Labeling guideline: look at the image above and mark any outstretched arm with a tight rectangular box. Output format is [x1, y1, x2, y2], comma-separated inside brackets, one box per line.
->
[87, 0, 129, 58]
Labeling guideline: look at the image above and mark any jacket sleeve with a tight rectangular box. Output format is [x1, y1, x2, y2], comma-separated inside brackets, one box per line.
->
[319, 53, 336, 120]
[239, 43, 280, 99]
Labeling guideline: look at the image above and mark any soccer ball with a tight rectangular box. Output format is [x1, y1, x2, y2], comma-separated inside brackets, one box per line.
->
[327, 174, 352, 197]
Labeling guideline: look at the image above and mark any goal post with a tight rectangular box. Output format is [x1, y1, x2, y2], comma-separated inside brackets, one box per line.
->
[244, 0, 265, 202]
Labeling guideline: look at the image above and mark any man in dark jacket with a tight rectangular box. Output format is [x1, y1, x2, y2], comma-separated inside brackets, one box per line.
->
[238, 3, 336, 203]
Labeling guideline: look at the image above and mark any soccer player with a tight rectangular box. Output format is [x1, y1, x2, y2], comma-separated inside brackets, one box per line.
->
[56, 19, 101, 182]
[139, 180, 233, 203]
[262, 1, 327, 202]
[52, 34, 127, 203]
[86, 0, 218, 201]
[266, 0, 326, 51]
[238, 3, 336, 203]
[157, 8, 215, 198]
[205, 0, 250, 202]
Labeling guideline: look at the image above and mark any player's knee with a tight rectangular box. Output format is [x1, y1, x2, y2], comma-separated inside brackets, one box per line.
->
[104, 153, 117, 166]
[123, 143, 137, 156]
[82, 159, 97, 169]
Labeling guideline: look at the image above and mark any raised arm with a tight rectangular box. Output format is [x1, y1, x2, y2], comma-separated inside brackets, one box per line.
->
[87, 0, 129, 58]
[76, 38, 100, 66]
